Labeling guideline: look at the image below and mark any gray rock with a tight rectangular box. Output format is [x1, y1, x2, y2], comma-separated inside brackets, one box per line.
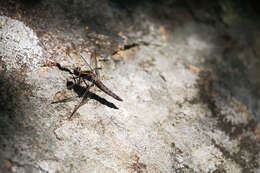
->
[0, 16, 43, 71]
[0, 1, 259, 173]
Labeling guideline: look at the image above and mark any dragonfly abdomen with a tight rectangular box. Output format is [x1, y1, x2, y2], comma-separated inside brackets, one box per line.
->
[94, 80, 123, 101]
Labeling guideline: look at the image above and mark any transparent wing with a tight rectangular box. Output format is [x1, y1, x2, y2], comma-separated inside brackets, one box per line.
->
[79, 48, 100, 78]
[78, 52, 93, 71]
[51, 95, 78, 104]
[51, 88, 78, 104]
[90, 49, 100, 79]
[69, 83, 94, 119]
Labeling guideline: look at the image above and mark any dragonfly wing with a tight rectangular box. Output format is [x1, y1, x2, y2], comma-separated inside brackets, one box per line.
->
[90, 49, 100, 79]
[69, 83, 94, 119]
[51, 88, 78, 104]
[69, 95, 90, 119]
[51, 95, 78, 104]
[78, 52, 93, 71]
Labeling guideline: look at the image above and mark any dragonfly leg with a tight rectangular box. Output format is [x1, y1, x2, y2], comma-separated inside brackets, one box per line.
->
[69, 83, 94, 119]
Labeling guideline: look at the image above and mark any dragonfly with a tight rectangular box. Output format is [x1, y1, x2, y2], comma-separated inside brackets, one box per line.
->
[48, 50, 123, 119]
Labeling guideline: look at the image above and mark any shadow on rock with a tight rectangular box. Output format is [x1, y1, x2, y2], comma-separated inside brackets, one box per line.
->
[197, 39, 260, 172]
[0, 61, 42, 172]
[66, 81, 119, 110]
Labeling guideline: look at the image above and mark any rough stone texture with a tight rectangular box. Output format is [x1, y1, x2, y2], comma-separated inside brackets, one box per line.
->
[0, 16, 43, 71]
[0, 1, 260, 173]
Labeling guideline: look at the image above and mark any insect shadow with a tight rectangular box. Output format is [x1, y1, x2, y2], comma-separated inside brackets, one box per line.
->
[47, 60, 121, 119]
[63, 80, 119, 110]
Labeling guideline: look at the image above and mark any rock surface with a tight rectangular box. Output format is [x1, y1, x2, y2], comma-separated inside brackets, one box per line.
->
[0, 1, 260, 173]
